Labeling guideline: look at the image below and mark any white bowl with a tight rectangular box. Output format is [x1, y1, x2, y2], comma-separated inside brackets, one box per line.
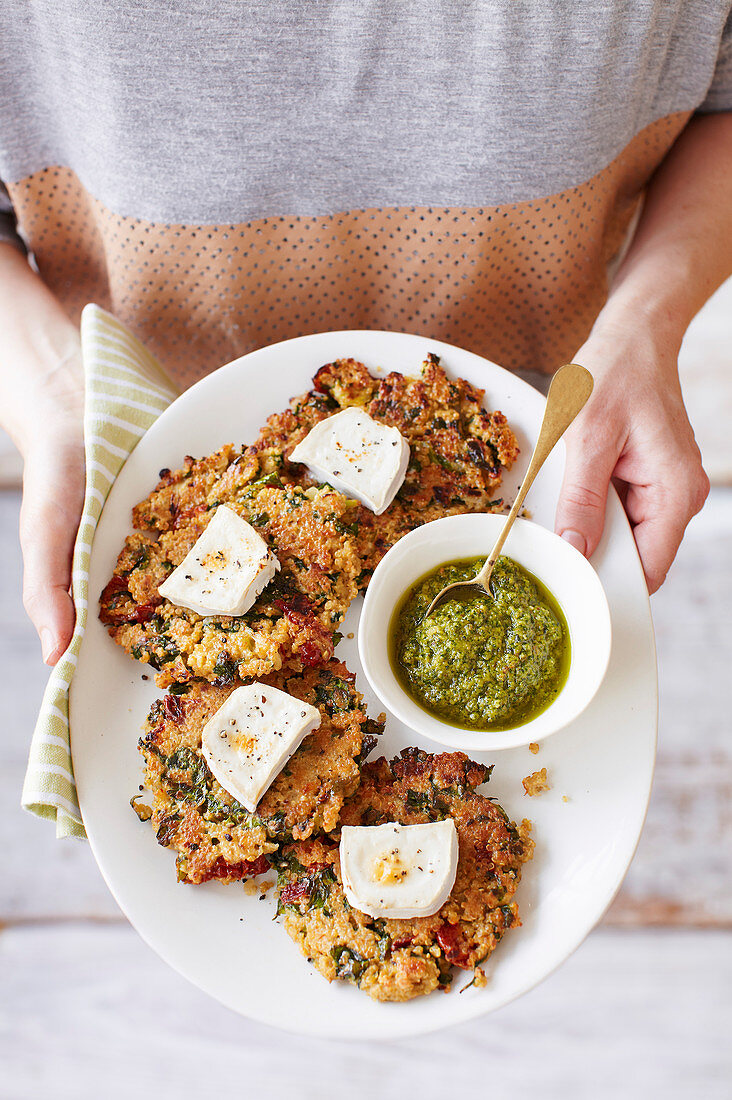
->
[358, 513, 612, 751]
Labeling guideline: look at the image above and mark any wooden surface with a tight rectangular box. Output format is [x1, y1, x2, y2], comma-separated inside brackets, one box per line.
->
[2, 925, 730, 1099]
[1, 488, 731, 1095]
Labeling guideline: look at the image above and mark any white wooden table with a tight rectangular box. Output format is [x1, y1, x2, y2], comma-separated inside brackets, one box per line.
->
[1, 488, 731, 1099]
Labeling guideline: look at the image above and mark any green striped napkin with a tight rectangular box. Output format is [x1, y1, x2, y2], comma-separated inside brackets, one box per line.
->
[22, 304, 179, 839]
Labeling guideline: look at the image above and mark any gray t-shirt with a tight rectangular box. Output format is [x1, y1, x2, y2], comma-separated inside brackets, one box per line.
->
[1, 0, 730, 234]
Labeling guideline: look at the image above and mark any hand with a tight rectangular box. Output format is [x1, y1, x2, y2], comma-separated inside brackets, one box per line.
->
[20, 413, 85, 665]
[0, 243, 86, 664]
[554, 314, 709, 594]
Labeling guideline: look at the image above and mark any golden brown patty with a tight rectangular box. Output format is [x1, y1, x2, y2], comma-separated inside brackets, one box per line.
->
[253, 353, 519, 583]
[100, 449, 363, 688]
[274, 748, 533, 1002]
[137, 660, 382, 885]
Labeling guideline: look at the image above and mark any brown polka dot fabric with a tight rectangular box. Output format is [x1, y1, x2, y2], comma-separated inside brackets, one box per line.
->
[8, 112, 689, 388]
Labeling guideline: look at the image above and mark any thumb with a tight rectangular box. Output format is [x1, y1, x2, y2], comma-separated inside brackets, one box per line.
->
[555, 430, 618, 559]
[20, 441, 85, 665]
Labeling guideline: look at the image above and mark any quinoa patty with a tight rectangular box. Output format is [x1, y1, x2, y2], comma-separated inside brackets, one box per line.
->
[253, 353, 519, 582]
[100, 450, 363, 688]
[137, 660, 382, 885]
[274, 748, 533, 1002]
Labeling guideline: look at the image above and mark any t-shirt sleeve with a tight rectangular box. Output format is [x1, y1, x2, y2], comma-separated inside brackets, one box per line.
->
[699, 9, 732, 111]
[0, 181, 26, 252]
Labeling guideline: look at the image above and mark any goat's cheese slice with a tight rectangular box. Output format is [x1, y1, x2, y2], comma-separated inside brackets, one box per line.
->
[339, 819, 458, 919]
[158, 504, 279, 617]
[289, 407, 410, 514]
[201, 683, 321, 811]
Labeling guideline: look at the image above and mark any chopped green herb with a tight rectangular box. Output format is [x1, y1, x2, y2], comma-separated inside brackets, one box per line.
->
[241, 472, 283, 495]
[212, 651, 237, 684]
[500, 905, 515, 928]
[314, 676, 355, 715]
[429, 448, 453, 471]
[162, 747, 255, 826]
[406, 788, 432, 812]
[332, 516, 359, 537]
[331, 945, 368, 983]
[156, 812, 180, 846]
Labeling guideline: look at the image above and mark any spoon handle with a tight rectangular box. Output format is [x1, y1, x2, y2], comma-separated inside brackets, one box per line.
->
[478, 362, 594, 581]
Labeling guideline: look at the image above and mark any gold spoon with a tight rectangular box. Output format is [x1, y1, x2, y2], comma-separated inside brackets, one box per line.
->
[424, 362, 594, 618]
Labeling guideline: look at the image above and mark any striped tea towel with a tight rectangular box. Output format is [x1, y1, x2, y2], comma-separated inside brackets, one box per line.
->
[22, 305, 179, 838]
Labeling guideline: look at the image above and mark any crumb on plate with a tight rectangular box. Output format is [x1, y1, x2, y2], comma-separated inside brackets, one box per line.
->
[522, 768, 551, 796]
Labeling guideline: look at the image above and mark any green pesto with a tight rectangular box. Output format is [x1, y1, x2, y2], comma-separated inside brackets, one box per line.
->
[389, 557, 570, 731]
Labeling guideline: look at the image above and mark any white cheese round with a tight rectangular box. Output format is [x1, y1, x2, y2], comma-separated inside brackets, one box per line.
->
[289, 407, 410, 514]
[200, 683, 321, 812]
[158, 504, 279, 617]
[339, 819, 458, 919]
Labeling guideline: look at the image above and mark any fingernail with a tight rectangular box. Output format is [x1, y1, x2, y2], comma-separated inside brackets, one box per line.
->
[41, 629, 56, 664]
[560, 529, 587, 556]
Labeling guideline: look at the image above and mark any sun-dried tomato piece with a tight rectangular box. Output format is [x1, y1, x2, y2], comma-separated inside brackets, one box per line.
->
[127, 600, 162, 624]
[274, 596, 333, 668]
[436, 922, 472, 968]
[274, 594, 315, 617]
[196, 854, 270, 884]
[163, 694, 185, 723]
[298, 641, 325, 668]
[432, 485, 452, 507]
[279, 861, 331, 904]
[99, 576, 132, 623]
[101, 575, 128, 599]
[239, 855, 271, 877]
[312, 363, 337, 393]
[279, 880, 310, 905]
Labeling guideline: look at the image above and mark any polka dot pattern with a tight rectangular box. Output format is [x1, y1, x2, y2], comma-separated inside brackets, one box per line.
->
[9, 113, 688, 388]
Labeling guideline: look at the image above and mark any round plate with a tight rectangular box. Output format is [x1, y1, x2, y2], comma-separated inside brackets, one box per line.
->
[71, 330, 657, 1040]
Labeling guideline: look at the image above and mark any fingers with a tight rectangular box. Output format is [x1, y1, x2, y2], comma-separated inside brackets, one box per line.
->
[552, 320, 709, 594]
[555, 421, 621, 560]
[623, 466, 710, 593]
[20, 440, 85, 664]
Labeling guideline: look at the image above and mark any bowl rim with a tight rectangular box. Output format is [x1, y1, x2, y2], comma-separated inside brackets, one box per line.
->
[358, 512, 613, 752]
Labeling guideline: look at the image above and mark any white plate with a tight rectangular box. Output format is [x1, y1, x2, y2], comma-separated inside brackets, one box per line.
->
[71, 330, 657, 1040]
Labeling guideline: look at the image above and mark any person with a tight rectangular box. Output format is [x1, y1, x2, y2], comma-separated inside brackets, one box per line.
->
[1, 2, 729, 666]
